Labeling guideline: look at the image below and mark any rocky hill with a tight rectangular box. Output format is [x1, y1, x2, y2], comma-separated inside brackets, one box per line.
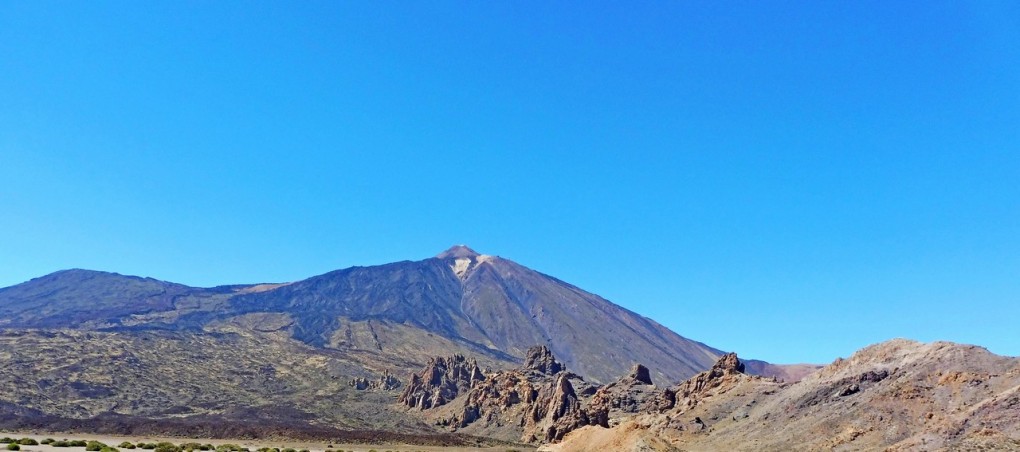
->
[543, 339, 1020, 451]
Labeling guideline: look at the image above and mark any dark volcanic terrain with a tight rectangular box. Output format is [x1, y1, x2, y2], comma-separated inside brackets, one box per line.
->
[0, 246, 730, 441]
[5, 246, 1010, 450]
[0, 246, 721, 385]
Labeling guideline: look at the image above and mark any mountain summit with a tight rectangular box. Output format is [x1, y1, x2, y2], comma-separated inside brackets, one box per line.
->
[436, 244, 482, 259]
[0, 247, 722, 383]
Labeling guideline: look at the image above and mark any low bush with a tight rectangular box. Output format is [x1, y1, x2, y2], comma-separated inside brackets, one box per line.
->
[85, 441, 108, 451]
[152, 442, 180, 452]
[18, 440, 38, 446]
[0, 440, 11, 445]
[68, 441, 88, 447]
[41, 439, 56, 445]
[6, 444, 20, 451]
[139, 445, 155, 450]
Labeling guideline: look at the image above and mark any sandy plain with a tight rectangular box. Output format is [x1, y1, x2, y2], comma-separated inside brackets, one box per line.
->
[0, 433, 532, 452]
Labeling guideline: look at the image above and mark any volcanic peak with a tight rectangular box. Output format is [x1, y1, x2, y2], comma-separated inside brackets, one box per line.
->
[436, 245, 481, 259]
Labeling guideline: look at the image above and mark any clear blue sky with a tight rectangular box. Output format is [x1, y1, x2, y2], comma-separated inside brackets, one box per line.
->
[2, 1, 1018, 364]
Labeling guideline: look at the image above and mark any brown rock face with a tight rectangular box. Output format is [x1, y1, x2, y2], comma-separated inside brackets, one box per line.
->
[411, 345, 599, 443]
[670, 352, 746, 410]
[525, 346, 564, 375]
[627, 364, 653, 385]
[398, 355, 484, 409]
[541, 374, 590, 442]
[586, 363, 660, 427]
[714, 353, 745, 374]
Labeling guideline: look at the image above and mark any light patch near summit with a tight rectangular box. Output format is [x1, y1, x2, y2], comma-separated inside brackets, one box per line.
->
[451, 254, 493, 279]
[453, 258, 473, 278]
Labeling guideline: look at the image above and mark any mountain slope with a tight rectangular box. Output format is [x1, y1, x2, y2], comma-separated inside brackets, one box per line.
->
[0, 246, 724, 384]
[0, 269, 234, 329]
[225, 245, 722, 383]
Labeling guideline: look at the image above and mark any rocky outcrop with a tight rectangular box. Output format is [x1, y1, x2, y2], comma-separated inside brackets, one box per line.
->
[548, 340, 1020, 452]
[667, 352, 746, 410]
[524, 346, 564, 375]
[627, 364, 653, 385]
[348, 370, 402, 391]
[399, 355, 484, 409]
[412, 345, 600, 443]
[539, 374, 591, 442]
[586, 364, 660, 427]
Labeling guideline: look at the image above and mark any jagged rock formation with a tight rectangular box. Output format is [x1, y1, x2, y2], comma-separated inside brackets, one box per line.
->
[348, 370, 402, 391]
[408, 346, 601, 443]
[586, 364, 661, 427]
[627, 364, 654, 385]
[538, 374, 591, 442]
[524, 346, 564, 375]
[399, 355, 484, 409]
[665, 352, 747, 411]
[544, 340, 1020, 452]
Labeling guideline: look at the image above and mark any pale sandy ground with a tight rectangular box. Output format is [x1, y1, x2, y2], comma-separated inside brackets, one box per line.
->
[0, 432, 532, 452]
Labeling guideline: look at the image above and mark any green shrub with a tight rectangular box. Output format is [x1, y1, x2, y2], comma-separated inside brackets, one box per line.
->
[139, 445, 155, 450]
[86, 441, 108, 451]
[153, 442, 179, 452]
[0, 440, 11, 445]
[42, 439, 56, 445]
[7, 444, 20, 451]
[18, 440, 38, 446]
[282, 448, 295, 452]
[69, 441, 88, 447]
[52, 441, 70, 447]
[99, 447, 119, 452]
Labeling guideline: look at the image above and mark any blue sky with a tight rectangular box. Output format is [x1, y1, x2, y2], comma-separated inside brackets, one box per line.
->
[2, 1, 1018, 364]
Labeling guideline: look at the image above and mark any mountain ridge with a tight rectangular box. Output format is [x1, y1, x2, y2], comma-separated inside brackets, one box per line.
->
[0, 245, 727, 384]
